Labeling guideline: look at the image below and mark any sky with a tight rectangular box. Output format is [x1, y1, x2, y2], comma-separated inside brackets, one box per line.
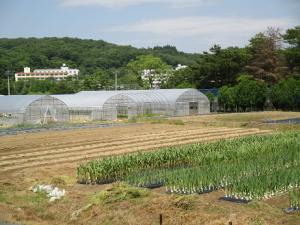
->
[0, 0, 299, 53]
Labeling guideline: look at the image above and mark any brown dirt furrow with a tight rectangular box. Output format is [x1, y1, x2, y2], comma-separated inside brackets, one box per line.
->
[0, 126, 209, 155]
[0, 127, 233, 157]
[0, 128, 251, 167]
[0, 127, 246, 162]
[0, 129, 271, 172]
[0, 124, 159, 150]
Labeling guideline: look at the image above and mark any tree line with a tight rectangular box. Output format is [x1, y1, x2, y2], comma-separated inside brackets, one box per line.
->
[217, 26, 300, 112]
[218, 76, 300, 112]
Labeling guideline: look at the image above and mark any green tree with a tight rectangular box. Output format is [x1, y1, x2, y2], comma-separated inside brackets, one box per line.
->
[191, 46, 251, 88]
[165, 67, 195, 88]
[218, 86, 237, 112]
[0, 78, 7, 95]
[235, 75, 267, 111]
[282, 26, 300, 77]
[218, 75, 267, 112]
[271, 78, 300, 110]
[83, 69, 113, 90]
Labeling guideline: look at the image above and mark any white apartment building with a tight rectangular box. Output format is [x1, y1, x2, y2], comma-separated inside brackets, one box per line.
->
[15, 64, 79, 81]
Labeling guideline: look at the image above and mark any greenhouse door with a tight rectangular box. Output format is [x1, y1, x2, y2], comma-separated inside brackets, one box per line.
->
[41, 106, 57, 124]
[189, 102, 198, 115]
[117, 105, 128, 118]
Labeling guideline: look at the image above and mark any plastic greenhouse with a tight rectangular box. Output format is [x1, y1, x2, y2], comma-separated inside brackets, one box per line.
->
[78, 89, 210, 118]
[0, 89, 209, 125]
[0, 95, 69, 125]
[102, 91, 169, 118]
[53, 93, 118, 122]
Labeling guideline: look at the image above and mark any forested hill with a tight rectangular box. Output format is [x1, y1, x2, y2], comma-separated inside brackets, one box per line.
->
[0, 37, 200, 77]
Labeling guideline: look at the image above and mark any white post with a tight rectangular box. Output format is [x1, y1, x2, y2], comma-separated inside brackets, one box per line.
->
[6, 70, 10, 96]
[115, 71, 118, 90]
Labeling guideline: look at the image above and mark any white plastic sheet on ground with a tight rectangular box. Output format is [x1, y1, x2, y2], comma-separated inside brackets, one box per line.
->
[32, 184, 65, 202]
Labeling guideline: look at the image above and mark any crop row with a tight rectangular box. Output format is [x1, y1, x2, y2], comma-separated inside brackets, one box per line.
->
[77, 132, 298, 183]
[77, 131, 300, 203]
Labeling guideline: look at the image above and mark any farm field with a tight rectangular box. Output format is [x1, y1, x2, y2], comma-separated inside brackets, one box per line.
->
[78, 132, 299, 200]
[0, 111, 300, 225]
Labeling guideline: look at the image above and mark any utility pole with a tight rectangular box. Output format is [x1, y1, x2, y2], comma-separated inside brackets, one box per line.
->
[115, 71, 118, 90]
[6, 70, 11, 96]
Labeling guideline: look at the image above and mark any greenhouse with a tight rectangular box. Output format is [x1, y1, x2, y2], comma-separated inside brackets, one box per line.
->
[78, 88, 210, 118]
[102, 91, 170, 118]
[0, 95, 69, 125]
[53, 93, 117, 122]
[0, 89, 209, 125]
[147, 89, 210, 116]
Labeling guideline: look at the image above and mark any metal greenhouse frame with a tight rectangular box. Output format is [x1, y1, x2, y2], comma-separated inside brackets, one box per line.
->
[54, 93, 118, 122]
[0, 95, 69, 125]
[151, 89, 210, 116]
[103, 91, 171, 118]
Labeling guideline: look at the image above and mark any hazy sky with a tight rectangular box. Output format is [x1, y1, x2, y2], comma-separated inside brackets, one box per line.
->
[0, 0, 299, 53]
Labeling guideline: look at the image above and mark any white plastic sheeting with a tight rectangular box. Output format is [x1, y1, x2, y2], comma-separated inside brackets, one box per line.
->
[53, 94, 117, 121]
[32, 184, 66, 202]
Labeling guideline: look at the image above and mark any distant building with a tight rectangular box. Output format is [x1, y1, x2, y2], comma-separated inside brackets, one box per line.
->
[15, 64, 79, 81]
[175, 64, 188, 71]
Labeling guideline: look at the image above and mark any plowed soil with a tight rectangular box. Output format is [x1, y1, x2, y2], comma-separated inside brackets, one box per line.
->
[0, 124, 269, 172]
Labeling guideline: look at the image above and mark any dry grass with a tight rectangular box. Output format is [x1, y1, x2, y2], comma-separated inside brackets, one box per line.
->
[176, 111, 300, 131]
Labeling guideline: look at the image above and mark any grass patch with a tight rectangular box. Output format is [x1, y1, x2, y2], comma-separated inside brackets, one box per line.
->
[211, 112, 300, 129]
[53, 175, 76, 186]
[17, 191, 49, 216]
[168, 119, 185, 125]
[172, 195, 197, 210]
[22, 191, 48, 206]
[203, 203, 228, 214]
[128, 116, 137, 123]
[89, 183, 149, 205]
[50, 177, 67, 188]
[0, 191, 7, 203]
[118, 114, 128, 119]
[0, 182, 17, 204]
[148, 118, 185, 125]
[125, 113, 185, 125]
[1, 186, 54, 218]
[250, 217, 266, 225]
